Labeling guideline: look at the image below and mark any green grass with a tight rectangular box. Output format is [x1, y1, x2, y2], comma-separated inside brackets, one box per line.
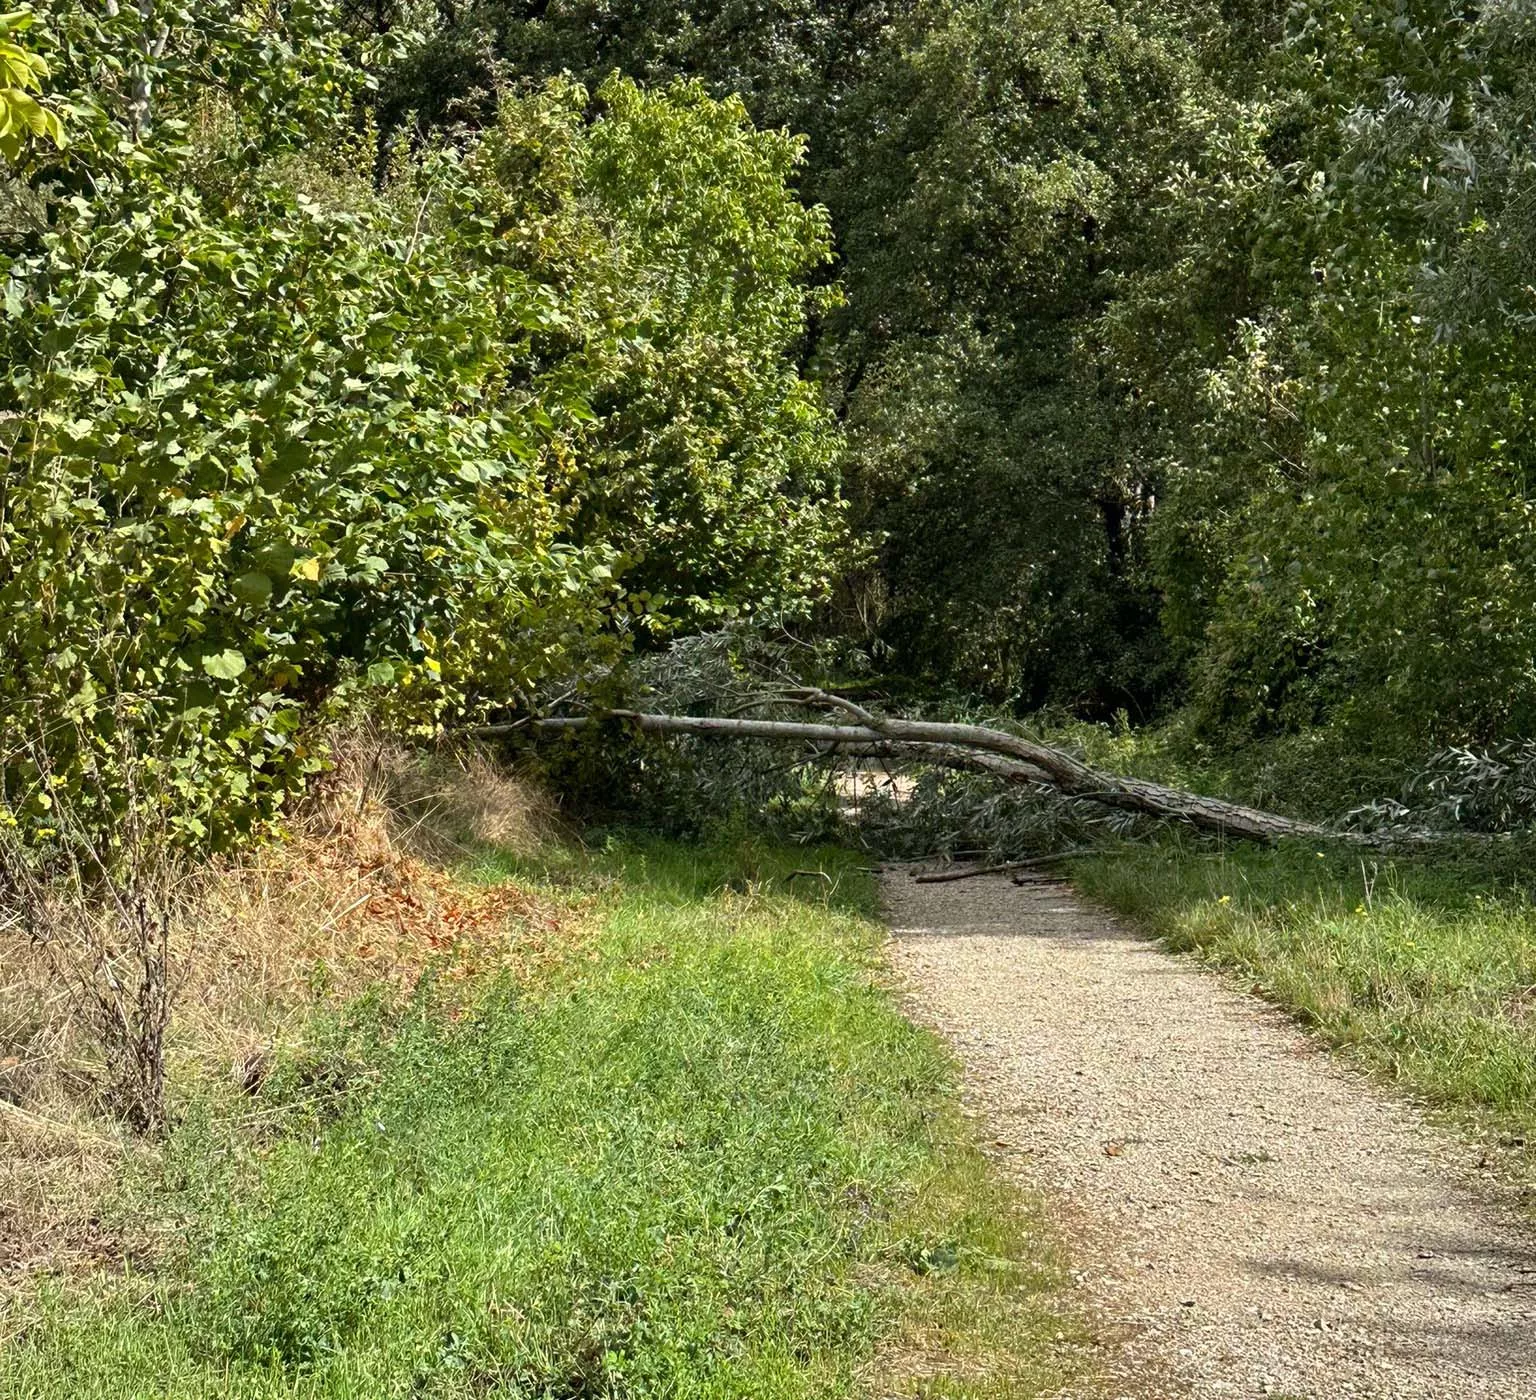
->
[1073, 839, 1536, 1162]
[2, 834, 1088, 1399]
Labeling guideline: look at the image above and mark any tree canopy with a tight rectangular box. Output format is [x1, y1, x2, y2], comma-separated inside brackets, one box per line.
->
[4, 0, 1533, 850]
[399, 0, 1536, 756]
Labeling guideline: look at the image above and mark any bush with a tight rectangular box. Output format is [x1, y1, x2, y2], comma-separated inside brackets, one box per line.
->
[0, 7, 844, 854]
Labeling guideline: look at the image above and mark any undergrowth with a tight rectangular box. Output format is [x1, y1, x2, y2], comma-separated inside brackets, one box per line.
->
[0, 740, 558, 1282]
[2, 834, 1091, 1399]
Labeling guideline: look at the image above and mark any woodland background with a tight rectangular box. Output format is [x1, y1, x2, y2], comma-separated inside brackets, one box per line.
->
[7, 0, 1536, 864]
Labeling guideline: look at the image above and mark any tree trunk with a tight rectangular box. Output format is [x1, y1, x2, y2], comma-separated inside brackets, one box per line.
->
[485, 710, 1330, 844]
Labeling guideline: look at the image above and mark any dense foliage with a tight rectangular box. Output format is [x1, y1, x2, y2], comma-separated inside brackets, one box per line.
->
[0, 3, 841, 849]
[6, 0, 1533, 849]
[395, 0, 1536, 764]
[1173, 3, 1536, 751]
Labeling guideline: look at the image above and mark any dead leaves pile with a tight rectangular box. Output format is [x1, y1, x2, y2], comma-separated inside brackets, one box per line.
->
[220, 832, 581, 1003]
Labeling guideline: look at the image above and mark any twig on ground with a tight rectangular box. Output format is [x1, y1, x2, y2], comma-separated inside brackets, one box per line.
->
[912, 851, 1098, 884]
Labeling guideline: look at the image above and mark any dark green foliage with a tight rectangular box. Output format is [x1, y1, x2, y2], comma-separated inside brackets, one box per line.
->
[0, 6, 843, 850]
[399, 0, 1536, 758]
[1111, 2, 1536, 750]
[824, 0, 1200, 711]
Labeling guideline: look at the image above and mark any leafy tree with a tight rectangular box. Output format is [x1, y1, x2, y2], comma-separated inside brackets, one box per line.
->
[508, 76, 845, 633]
[1128, 1, 1536, 749]
[822, 0, 1240, 712]
[383, 1, 1200, 711]
[0, 5, 843, 849]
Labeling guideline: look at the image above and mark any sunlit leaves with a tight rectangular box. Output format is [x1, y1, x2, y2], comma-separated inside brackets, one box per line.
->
[202, 650, 248, 682]
[0, 12, 844, 851]
[0, 9, 64, 160]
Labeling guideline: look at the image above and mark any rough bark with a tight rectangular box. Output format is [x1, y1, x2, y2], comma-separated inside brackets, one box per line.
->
[483, 709, 1331, 844]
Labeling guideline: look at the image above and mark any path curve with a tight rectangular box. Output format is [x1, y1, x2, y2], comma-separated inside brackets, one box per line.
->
[881, 869, 1536, 1400]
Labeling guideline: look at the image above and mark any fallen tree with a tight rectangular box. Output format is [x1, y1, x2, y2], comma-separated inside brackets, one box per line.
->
[474, 694, 1331, 844]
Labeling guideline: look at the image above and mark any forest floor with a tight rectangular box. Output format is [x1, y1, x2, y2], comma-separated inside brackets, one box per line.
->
[882, 867, 1536, 1400]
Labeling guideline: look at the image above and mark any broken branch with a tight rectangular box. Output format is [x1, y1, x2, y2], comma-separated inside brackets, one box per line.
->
[911, 852, 1094, 884]
[481, 709, 1331, 844]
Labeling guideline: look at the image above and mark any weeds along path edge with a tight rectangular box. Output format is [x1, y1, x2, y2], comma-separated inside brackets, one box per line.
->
[2, 838, 1095, 1400]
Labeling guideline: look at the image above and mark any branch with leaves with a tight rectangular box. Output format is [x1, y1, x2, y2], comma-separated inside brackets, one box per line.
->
[478, 698, 1331, 845]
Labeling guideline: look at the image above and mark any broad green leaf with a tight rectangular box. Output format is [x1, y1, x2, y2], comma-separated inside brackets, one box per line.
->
[202, 649, 247, 681]
[231, 571, 273, 605]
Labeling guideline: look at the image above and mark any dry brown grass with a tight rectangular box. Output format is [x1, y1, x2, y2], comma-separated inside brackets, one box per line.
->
[183, 739, 563, 1068]
[0, 734, 569, 1289]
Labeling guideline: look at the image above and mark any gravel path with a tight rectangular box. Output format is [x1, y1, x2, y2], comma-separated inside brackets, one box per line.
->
[881, 869, 1536, 1400]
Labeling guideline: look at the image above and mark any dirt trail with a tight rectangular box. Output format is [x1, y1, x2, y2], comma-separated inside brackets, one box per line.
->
[881, 869, 1536, 1400]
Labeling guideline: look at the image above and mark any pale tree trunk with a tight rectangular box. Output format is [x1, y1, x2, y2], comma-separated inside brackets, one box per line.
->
[481, 708, 1332, 844]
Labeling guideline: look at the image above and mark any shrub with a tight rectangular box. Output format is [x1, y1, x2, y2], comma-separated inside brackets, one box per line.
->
[0, 7, 844, 855]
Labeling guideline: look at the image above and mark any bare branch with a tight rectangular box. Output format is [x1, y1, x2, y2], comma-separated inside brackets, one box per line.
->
[911, 852, 1097, 883]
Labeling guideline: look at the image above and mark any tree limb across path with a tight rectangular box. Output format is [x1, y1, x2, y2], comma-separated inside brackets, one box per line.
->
[475, 701, 1331, 844]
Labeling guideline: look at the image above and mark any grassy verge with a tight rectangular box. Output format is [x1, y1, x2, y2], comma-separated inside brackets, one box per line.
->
[3, 833, 1091, 1399]
[1073, 839, 1536, 1171]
